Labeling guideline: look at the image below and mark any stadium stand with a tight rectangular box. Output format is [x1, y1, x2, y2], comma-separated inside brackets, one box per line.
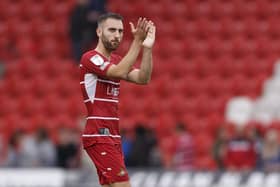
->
[0, 0, 280, 180]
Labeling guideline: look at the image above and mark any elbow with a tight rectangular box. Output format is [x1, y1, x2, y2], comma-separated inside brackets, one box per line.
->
[111, 70, 130, 80]
[138, 77, 151, 85]
[138, 73, 152, 84]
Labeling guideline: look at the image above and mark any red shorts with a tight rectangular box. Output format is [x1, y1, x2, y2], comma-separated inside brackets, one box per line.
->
[85, 143, 129, 185]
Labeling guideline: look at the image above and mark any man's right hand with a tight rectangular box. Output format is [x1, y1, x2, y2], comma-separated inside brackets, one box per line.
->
[142, 22, 156, 49]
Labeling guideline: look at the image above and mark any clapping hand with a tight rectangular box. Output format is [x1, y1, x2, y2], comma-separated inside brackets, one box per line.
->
[130, 18, 150, 41]
[142, 22, 156, 49]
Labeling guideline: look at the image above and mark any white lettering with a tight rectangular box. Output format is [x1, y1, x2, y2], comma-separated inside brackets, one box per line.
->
[106, 86, 119, 97]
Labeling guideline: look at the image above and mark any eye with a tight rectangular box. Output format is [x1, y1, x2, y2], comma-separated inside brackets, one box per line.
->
[108, 28, 116, 32]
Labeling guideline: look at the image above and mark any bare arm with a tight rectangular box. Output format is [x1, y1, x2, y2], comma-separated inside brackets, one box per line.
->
[127, 23, 156, 84]
[106, 18, 149, 80]
[127, 48, 153, 84]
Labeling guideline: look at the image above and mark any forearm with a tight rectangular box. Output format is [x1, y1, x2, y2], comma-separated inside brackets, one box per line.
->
[107, 39, 142, 79]
[138, 47, 153, 84]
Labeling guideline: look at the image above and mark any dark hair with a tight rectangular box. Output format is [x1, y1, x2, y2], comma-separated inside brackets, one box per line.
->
[97, 12, 123, 26]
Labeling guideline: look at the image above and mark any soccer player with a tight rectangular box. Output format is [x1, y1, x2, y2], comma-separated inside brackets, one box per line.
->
[79, 13, 156, 187]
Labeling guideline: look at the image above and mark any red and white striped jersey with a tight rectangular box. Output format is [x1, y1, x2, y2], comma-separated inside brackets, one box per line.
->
[80, 50, 122, 148]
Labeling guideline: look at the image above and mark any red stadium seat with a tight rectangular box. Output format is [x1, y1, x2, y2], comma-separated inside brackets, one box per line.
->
[141, 94, 160, 118]
[17, 95, 43, 118]
[0, 96, 19, 117]
[42, 94, 69, 118]
[194, 133, 214, 156]
[15, 38, 37, 58]
[195, 155, 217, 171]
[31, 75, 55, 98]
[21, 1, 45, 20]
[48, 1, 74, 22]
[3, 2, 22, 19]
[155, 114, 176, 139]
[66, 93, 86, 119]
[181, 76, 204, 98]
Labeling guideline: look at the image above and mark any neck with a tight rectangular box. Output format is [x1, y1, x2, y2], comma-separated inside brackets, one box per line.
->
[95, 42, 111, 59]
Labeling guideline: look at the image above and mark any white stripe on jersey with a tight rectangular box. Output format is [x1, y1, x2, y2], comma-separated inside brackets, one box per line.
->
[97, 78, 120, 85]
[94, 98, 119, 103]
[84, 73, 97, 102]
[84, 99, 91, 103]
[82, 134, 121, 138]
[80, 81, 85, 84]
[84, 98, 118, 103]
[86, 116, 119, 120]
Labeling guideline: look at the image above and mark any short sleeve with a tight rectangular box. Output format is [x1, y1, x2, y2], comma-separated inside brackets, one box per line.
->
[81, 54, 113, 76]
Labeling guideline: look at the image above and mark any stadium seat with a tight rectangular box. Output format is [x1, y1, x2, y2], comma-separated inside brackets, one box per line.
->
[21, 2, 45, 20]
[0, 96, 19, 118]
[42, 94, 69, 118]
[194, 133, 214, 156]
[66, 93, 87, 119]
[46, 1, 72, 20]
[15, 38, 37, 58]
[181, 76, 205, 98]
[195, 155, 217, 171]
[137, 94, 159, 118]
[4, 1, 22, 19]
[268, 18, 280, 39]
[31, 75, 55, 98]
[155, 114, 176, 139]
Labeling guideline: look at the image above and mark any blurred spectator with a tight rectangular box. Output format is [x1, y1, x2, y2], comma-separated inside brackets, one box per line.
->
[88, 0, 107, 37]
[261, 129, 280, 172]
[0, 61, 5, 78]
[246, 125, 263, 170]
[56, 127, 81, 168]
[121, 129, 133, 164]
[35, 128, 56, 167]
[146, 127, 162, 167]
[0, 133, 5, 166]
[127, 125, 160, 167]
[169, 123, 195, 171]
[223, 125, 257, 171]
[5, 130, 23, 167]
[69, 0, 106, 62]
[5, 129, 39, 167]
[212, 127, 228, 170]
[69, 0, 91, 61]
[4, 128, 56, 168]
[17, 131, 40, 167]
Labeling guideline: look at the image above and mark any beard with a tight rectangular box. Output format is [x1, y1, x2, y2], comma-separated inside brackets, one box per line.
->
[101, 35, 120, 52]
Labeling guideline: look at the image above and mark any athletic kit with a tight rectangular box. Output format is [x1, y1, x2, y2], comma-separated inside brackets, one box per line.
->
[80, 50, 129, 185]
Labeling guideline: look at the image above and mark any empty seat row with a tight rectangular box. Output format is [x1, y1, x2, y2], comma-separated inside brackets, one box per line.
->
[109, 0, 280, 20]
[0, 0, 74, 20]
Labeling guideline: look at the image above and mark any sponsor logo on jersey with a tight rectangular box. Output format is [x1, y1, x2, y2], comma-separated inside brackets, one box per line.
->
[100, 61, 110, 70]
[107, 86, 120, 97]
[90, 55, 104, 66]
[90, 55, 110, 71]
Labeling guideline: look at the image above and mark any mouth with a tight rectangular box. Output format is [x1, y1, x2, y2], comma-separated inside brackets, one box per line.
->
[112, 40, 119, 44]
[111, 41, 120, 46]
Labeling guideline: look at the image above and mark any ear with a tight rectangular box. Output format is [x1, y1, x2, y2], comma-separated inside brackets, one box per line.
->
[96, 27, 102, 37]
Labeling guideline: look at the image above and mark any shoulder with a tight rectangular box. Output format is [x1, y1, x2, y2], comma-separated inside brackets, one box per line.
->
[81, 50, 107, 65]
[110, 53, 122, 64]
[81, 50, 98, 61]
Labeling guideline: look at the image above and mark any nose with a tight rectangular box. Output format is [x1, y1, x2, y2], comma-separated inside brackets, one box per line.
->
[115, 32, 120, 38]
